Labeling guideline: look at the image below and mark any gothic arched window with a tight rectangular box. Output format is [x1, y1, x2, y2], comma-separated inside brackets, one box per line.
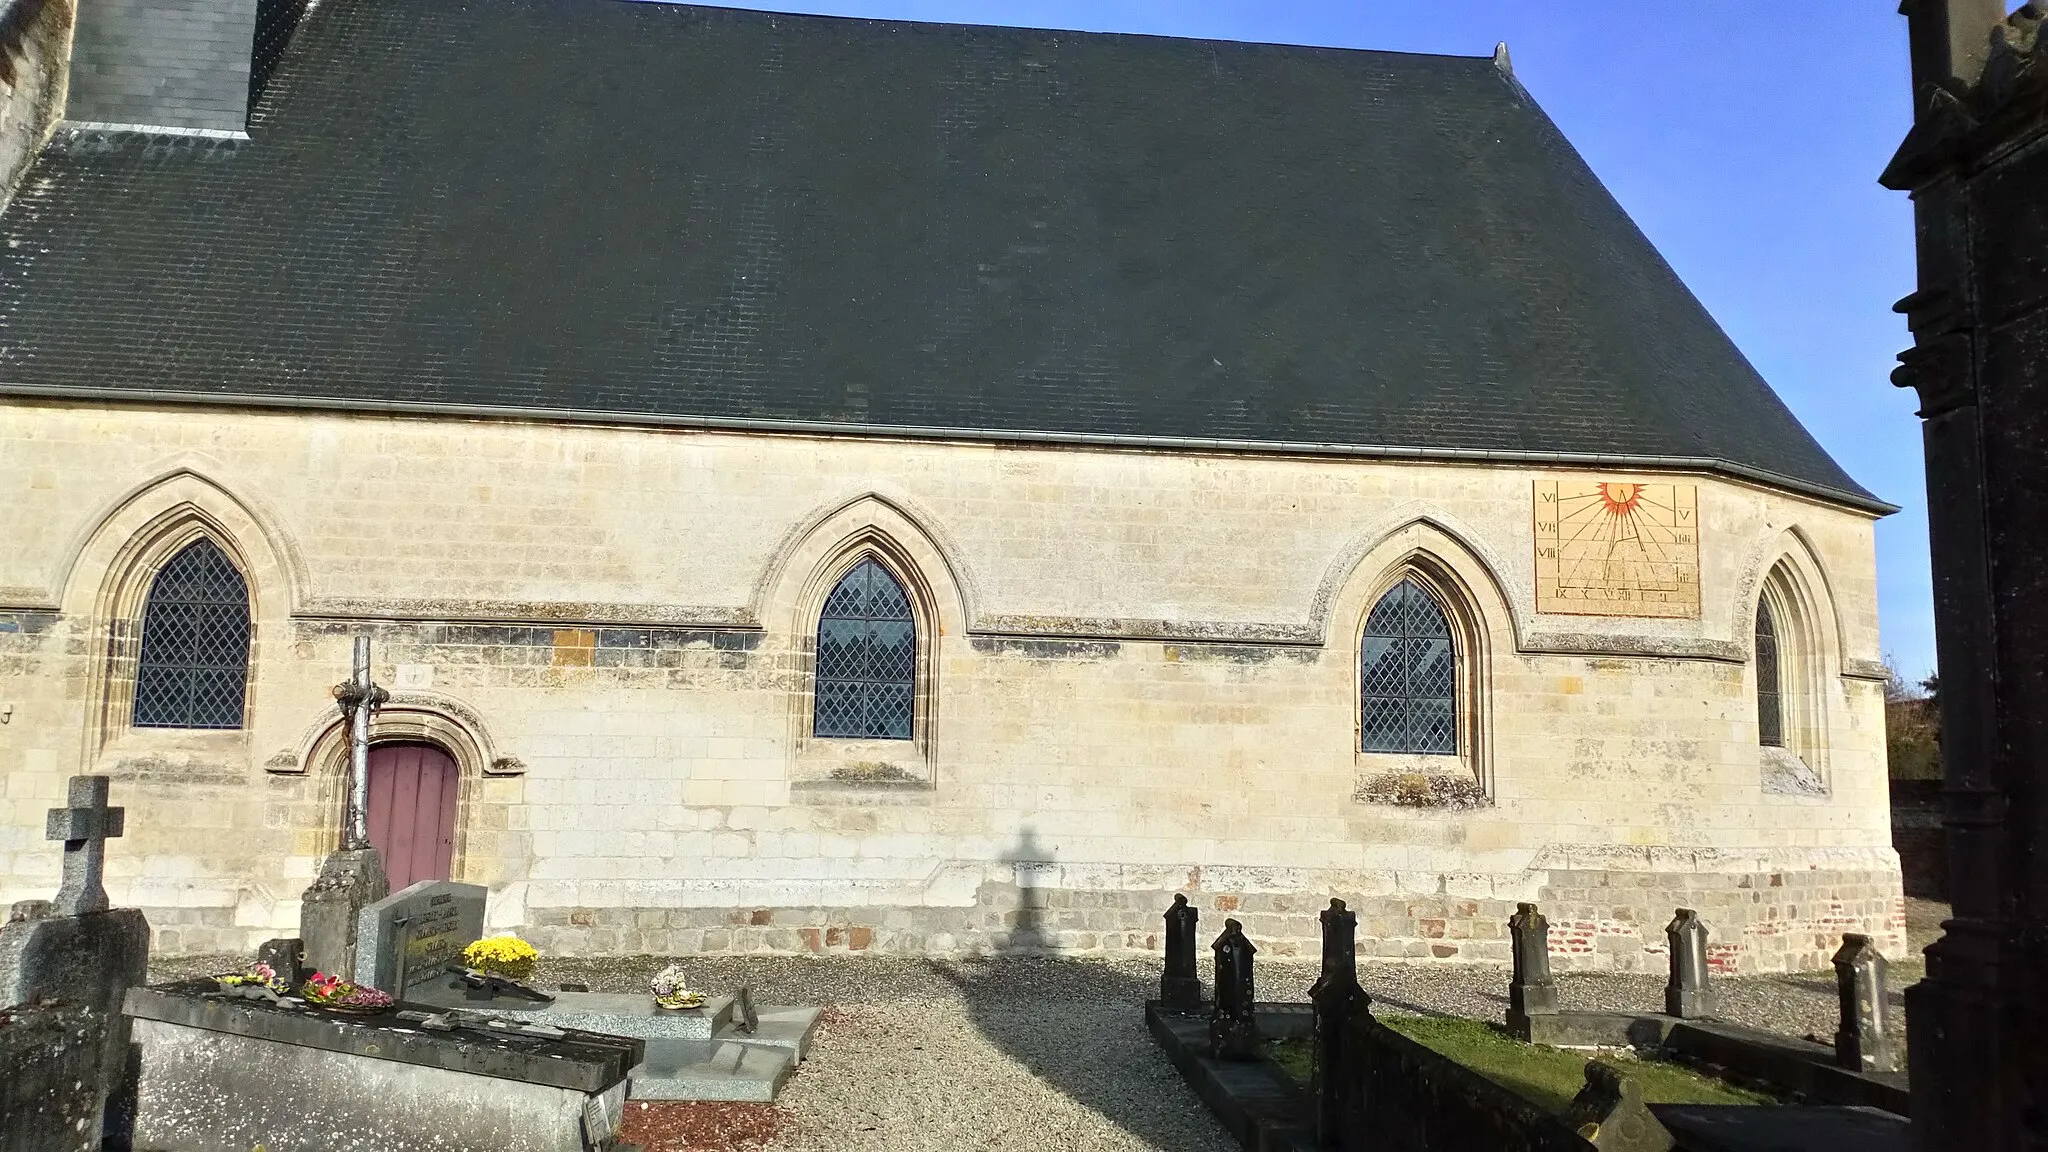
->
[133, 539, 251, 729]
[1756, 599, 1784, 748]
[814, 557, 915, 740]
[1360, 578, 1457, 755]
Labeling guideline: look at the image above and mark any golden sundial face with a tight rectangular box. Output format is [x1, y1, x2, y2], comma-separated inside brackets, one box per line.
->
[1533, 478, 1700, 618]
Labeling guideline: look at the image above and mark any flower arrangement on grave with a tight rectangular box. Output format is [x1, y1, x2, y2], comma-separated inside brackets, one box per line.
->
[462, 935, 540, 982]
[649, 963, 704, 1010]
[299, 971, 394, 1013]
[213, 961, 290, 996]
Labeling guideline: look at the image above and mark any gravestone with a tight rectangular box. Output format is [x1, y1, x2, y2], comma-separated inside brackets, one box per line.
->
[1208, 918, 1259, 1061]
[353, 879, 488, 994]
[1833, 934, 1895, 1074]
[1664, 909, 1715, 1020]
[257, 936, 308, 990]
[1160, 893, 1203, 1010]
[1310, 898, 1365, 1146]
[1508, 902, 1560, 1033]
[0, 775, 151, 1149]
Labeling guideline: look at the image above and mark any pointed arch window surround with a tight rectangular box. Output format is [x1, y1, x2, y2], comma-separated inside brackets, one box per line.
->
[1360, 578, 1458, 755]
[133, 539, 251, 729]
[814, 558, 916, 740]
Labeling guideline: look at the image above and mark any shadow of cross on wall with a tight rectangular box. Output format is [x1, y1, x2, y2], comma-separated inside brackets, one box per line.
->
[999, 825, 1053, 952]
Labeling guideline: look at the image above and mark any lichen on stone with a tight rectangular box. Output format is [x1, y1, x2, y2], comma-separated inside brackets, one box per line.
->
[1354, 770, 1490, 810]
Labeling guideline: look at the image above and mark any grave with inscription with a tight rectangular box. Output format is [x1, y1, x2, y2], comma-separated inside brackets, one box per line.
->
[354, 878, 489, 997]
[353, 883, 822, 1103]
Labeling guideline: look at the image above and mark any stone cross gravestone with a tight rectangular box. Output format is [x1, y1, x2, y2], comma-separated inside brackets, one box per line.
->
[354, 880, 487, 995]
[1208, 918, 1260, 1061]
[0, 775, 151, 1150]
[1160, 893, 1202, 1010]
[48, 776, 123, 915]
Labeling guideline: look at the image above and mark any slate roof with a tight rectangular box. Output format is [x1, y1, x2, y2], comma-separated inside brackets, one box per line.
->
[0, 0, 1885, 511]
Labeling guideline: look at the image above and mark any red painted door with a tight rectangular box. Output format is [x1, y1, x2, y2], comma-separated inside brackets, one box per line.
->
[366, 742, 459, 891]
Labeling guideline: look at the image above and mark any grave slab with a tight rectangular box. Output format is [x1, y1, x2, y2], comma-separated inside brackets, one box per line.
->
[407, 977, 823, 1080]
[1652, 1104, 1910, 1152]
[125, 981, 641, 1152]
[408, 982, 736, 1040]
[628, 1038, 795, 1103]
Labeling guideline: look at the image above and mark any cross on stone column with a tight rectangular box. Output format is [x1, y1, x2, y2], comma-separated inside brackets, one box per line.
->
[46, 775, 124, 916]
[331, 635, 390, 852]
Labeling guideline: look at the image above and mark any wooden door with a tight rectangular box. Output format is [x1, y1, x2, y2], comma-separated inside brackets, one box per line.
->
[366, 742, 459, 891]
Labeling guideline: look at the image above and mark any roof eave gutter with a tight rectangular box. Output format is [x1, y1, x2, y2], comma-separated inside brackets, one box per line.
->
[0, 382, 1900, 517]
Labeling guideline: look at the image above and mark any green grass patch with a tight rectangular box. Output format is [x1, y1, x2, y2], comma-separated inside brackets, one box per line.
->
[1263, 1036, 1315, 1087]
[1261, 1017, 1777, 1114]
[1381, 1015, 1777, 1113]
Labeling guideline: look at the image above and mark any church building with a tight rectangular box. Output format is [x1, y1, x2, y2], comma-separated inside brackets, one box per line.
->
[0, 0, 1903, 971]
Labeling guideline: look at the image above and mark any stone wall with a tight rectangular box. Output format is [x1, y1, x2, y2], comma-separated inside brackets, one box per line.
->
[0, 999, 106, 1152]
[518, 857, 1904, 976]
[0, 0, 71, 208]
[0, 402, 1902, 970]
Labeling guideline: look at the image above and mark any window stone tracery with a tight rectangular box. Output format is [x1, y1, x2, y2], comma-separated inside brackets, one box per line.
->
[813, 557, 916, 740]
[1360, 578, 1457, 755]
[132, 538, 251, 730]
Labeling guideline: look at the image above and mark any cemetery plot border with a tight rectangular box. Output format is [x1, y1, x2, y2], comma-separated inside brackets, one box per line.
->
[124, 981, 644, 1152]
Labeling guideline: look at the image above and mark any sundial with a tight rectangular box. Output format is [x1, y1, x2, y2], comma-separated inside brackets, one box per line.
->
[1533, 479, 1700, 618]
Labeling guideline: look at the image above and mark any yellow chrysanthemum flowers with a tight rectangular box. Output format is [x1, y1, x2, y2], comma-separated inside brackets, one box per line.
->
[462, 934, 539, 982]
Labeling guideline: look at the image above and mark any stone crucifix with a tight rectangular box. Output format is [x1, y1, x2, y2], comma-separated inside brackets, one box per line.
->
[47, 775, 125, 916]
[331, 635, 390, 851]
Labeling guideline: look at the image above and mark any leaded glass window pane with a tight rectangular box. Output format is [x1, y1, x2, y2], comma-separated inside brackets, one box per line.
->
[1756, 600, 1783, 748]
[1360, 579, 1458, 755]
[814, 558, 915, 739]
[133, 540, 250, 729]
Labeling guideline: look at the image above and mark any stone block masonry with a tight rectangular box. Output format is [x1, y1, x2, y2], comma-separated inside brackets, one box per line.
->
[0, 999, 106, 1152]
[519, 859, 1904, 976]
[0, 407, 1901, 973]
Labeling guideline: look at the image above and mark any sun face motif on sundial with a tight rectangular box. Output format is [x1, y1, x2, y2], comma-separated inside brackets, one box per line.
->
[1533, 478, 1700, 618]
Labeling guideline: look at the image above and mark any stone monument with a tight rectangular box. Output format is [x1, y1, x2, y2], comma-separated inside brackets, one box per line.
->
[1832, 934, 1896, 1075]
[1663, 909, 1714, 1020]
[1506, 901, 1560, 1035]
[300, 635, 391, 978]
[0, 775, 151, 1146]
[1882, 3, 2048, 1146]
[1159, 893, 1202, 1010]
[1208, 918, 1259, 1061]
[1309, 898, 1365, 1146]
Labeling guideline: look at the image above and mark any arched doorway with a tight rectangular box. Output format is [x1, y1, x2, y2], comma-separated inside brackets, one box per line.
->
[366, 742, 459, 891]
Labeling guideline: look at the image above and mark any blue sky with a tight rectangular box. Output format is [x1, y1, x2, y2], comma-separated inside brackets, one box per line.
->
[674, 1, 1934, 681]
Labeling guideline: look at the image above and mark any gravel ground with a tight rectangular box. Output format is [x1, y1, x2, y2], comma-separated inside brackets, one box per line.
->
[148, 898, 1948, 1151]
